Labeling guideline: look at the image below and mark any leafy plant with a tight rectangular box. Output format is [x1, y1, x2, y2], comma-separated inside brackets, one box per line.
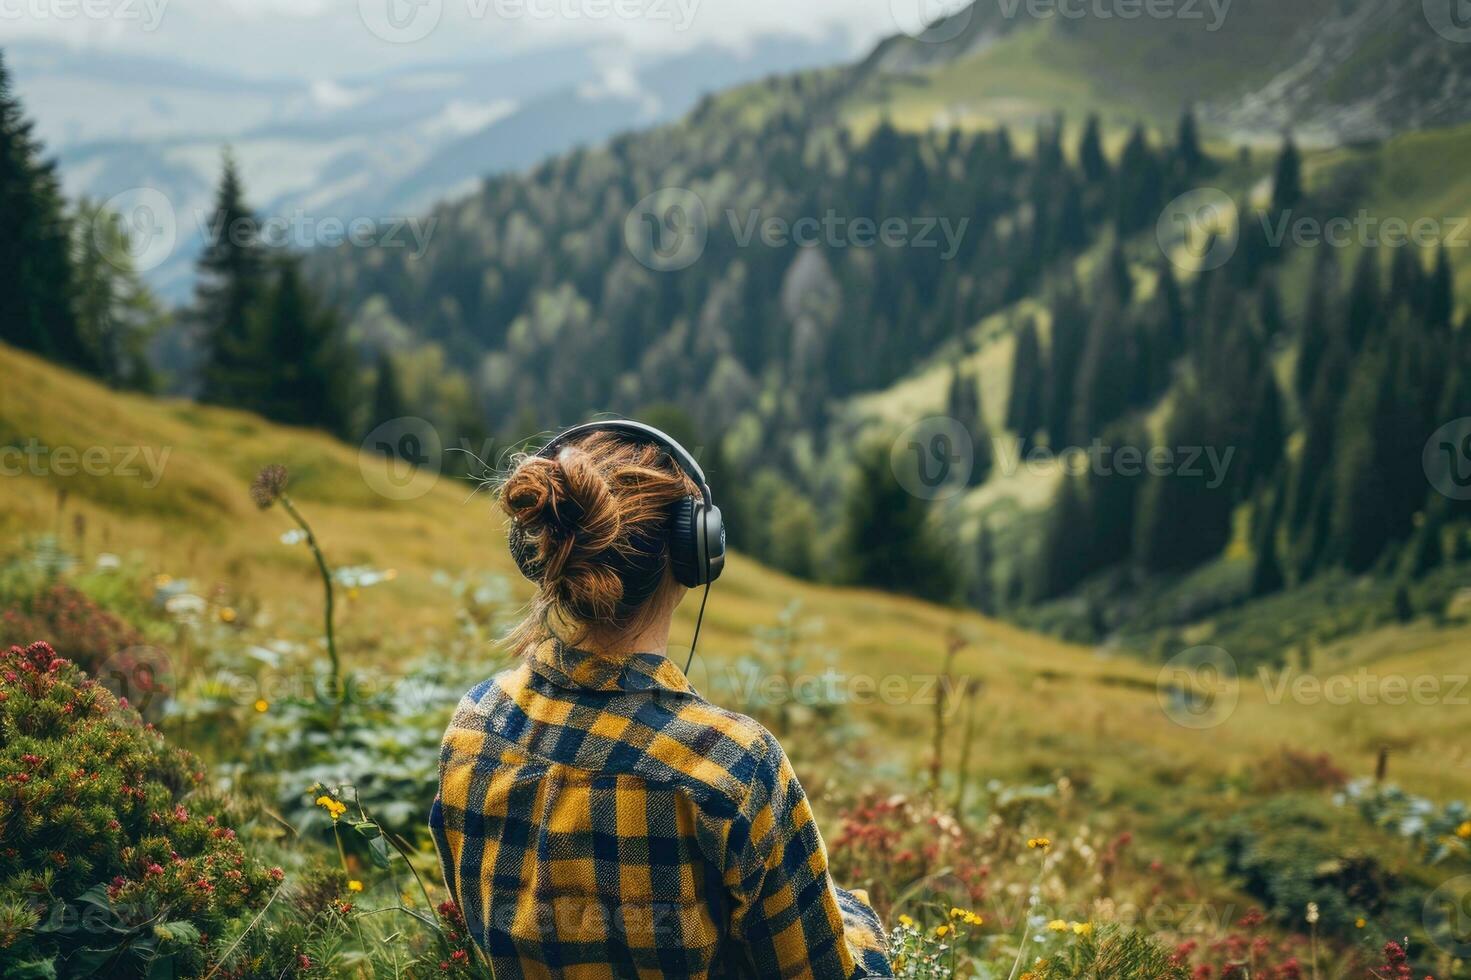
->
[0, 641, 278, 977]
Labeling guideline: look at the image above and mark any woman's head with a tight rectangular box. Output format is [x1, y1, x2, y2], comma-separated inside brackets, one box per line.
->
[500, 430, 700, 652]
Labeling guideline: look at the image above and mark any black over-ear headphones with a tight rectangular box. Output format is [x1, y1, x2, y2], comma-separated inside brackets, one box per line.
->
[509, 419, 725, 672]
[510, 419, 726, 590]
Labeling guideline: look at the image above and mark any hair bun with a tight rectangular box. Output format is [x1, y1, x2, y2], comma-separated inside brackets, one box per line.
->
[499, 430, 700, 649]
[502, 448, 621, 602]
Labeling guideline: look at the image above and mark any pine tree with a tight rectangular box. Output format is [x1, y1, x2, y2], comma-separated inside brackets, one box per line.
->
[1133, 385, 1236, 573]
[1045, 285, 1089, 448]
[1345, 248, 1381, 351]
[369, 350, 408, 434]
[1085, 420, 1145, 574]
[71, 198, 166, 391]
[1175, 106, 1204, 175]
[840, 439, 954, 601]
[1078, 114, 1109, 183]
[196, 151, 267, 406]
[1329, 348, 1395, 572]
[1426, 247, 1454, 332]
[255, 258, 359, 439]
[1249, 479, 1287, 597]
[1271, 135, 1303, 213]
[1294, 249, 1337, 399]
[970, 519, 996, 614]
[1033, 473, 1091, 600]
[1006, 318, 1046, 453]
[1240, 368, 1285, 497]
[0, 52, 92, 372]
[1403, 497, 1446, 580]
[1069, 295, 1135, 445]
[946, 367, 993, 485]
[1114, 125, 1163, 234]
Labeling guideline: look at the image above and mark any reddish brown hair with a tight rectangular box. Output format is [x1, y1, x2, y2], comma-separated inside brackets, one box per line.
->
[499, 430, 698, 652]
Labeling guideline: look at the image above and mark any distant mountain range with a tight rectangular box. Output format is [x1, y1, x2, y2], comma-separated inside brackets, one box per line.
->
[6, 32, 853, 300]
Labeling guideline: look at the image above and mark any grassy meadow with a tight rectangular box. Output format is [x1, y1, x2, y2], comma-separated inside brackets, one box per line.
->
[5, 340, 1471, 975]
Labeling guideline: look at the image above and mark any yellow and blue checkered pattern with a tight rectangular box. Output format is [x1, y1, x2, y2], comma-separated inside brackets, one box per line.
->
[431, 637, 892, 978]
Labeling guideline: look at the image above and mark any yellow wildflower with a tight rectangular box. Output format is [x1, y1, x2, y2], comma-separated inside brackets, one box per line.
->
[1047, 920, 1069, 932]
[1355, 917, 1366, 929]
[1072, 922, 1092, 936]
[1457, 821, 1471, 839]
[253, 699, 269, 713]
[219, 607, 237, 624]
[315, 795, 347, 821]
[154, 574, 172, 588]
[934, 924, 950, 938]
[898, 914, 915, 928]
[950, 907, 983, 926]
[1028, 837, 1052, 851]
[348, 880, 363, 892]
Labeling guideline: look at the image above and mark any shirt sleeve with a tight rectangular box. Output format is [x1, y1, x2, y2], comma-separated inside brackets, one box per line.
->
[721, 736, 892, 979]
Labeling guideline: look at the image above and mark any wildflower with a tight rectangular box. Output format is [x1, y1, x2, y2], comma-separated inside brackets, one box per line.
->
[897, 914, 915, 928]
[219, 607, 237, 624]
[1355, 917, 1366, 928]
[934, 924, 949, 938]
[950, 907, 983, 925]
[250, 465, 289, 509]
[1457, 821, 1471, 839]
[1305, 902, 1319, 925]
[253, 699, 269, 713]
[1072, 922, 1092, 936]
[1027, 837, 1052, 852]
[315, 794, 347, 821]
[1047, 920, 1069, 932]
[348, 880, 364, 892]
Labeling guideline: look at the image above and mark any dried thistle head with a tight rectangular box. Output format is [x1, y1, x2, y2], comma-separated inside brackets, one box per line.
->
[250, 464, 289, 509]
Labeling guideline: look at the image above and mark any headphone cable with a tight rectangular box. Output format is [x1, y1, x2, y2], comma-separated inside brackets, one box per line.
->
[684, 579, 711, 676]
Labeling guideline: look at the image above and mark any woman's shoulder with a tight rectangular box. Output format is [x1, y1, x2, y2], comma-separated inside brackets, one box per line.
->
[660, 696, 792, 805]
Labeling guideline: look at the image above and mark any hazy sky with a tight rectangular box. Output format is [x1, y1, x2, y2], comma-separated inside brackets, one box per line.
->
[3, 0, 974, 77]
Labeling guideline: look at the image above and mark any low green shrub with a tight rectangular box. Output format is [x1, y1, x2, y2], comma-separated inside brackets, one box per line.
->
[0, 641, 277, 977]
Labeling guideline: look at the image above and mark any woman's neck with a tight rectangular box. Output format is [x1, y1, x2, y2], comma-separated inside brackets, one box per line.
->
[586, 611, 673, 658]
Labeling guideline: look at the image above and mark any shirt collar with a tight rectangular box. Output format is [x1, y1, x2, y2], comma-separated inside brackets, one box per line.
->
[526, 636, 695, 695]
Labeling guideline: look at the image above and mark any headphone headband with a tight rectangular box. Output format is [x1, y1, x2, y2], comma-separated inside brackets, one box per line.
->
[535, 419, 712, 505]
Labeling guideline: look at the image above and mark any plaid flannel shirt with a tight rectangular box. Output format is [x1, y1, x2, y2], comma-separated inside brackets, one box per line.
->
[430, 637, 892, 978]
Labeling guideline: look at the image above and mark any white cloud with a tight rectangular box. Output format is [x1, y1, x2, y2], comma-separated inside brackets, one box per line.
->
[5, 0, 902, 78]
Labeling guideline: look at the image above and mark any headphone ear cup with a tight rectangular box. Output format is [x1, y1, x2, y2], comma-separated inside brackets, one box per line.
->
[701, 504, 726, 584]
[666, 496, 702, 588]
